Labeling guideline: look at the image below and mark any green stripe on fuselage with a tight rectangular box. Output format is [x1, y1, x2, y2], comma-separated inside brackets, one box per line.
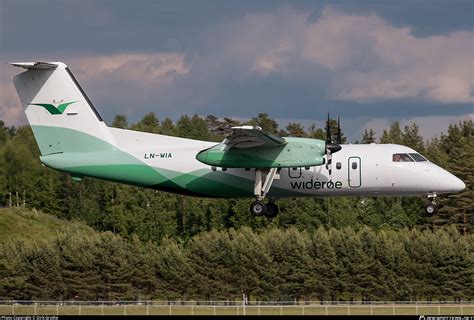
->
[33, 126, 307, 198]
[32, 125, 114, 155]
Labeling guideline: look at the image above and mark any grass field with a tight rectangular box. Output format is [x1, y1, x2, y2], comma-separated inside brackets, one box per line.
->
[1, 303, 472, 316]
[0, 207, 94, 243]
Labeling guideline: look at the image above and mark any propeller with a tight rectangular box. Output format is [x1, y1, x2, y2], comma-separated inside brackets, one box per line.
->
[325, 114, 342, 179]
[337, 116, 342, 144]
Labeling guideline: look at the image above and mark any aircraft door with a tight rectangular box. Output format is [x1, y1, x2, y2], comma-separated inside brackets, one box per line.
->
[348, 157, 361, 188]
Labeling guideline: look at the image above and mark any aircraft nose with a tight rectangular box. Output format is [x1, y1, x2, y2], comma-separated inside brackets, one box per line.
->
[436, 167, 465, 193]
[451, 175, 466, 192]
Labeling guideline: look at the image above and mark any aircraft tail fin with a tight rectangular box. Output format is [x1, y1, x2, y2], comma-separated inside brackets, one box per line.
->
[11, 61, 116, 156]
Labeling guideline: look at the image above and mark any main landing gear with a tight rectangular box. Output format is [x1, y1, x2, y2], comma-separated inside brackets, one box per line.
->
[250, 200, 279, 218]
[424, 192, 438, 216]
[250, 168, 280, 218]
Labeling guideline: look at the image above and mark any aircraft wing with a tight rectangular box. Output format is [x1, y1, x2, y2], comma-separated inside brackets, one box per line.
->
[196, 126, 326, 168]
[222, 126, 287, 150]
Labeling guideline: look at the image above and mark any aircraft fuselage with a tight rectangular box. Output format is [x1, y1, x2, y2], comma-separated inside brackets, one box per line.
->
[39, 128, 465, 199]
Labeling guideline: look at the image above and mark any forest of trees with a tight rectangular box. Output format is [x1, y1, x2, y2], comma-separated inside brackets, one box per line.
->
[1, 208, 472, 302]
[0, 113, 472, 301]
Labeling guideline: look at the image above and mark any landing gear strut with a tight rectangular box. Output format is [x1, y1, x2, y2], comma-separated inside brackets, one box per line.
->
[250, 168, 280, 218]
[424, 193, 438, 216]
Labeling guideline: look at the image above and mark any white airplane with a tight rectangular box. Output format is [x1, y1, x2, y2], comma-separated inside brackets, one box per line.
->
[10, 62, 466, 218]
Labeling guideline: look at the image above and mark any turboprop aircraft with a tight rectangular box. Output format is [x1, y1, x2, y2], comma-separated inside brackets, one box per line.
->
[10, 62, 466, 218]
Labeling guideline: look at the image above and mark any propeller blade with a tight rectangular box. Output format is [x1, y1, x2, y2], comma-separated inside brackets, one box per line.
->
[326, 113, 331, 144]
[324, 113, 341, 180]
[337, 116, 341, 144]
[326, 150, 332, 178]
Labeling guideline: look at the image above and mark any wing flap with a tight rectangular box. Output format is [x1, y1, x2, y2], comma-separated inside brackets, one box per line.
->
[223, 126, 286, 149]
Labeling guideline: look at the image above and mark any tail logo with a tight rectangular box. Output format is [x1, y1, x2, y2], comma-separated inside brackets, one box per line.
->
[29, 101, 77, 115]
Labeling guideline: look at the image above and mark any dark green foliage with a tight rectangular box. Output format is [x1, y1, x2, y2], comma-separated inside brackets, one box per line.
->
[308, 123, 325, 140]
[0, 120, 14, 147]
[380, 121, 403, 144]
[0, 114, 472, 301]
[402, 123, 424, 152]
[175, 115, 212, 141]
[131, 112, 161, 134]
[160, 117, 176, 136]
[286, 123, 307, 137]
[433, 121, 474, 234]
[361, 128, 376, 144]
[111, 114, 129, 129]
[261, 228, 314, 300]
[0, 219, 472, 301]
[0, 242, 29, 299]
[247, 113, 279, 134]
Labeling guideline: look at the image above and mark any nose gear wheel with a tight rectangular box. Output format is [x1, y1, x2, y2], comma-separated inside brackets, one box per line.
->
[424, 192, 438, 216]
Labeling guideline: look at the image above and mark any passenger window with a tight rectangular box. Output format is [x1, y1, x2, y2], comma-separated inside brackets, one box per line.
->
[336, 162, 342, 170]
[352, 162, 357, 169]
[392, 153, 414, 162]
[409, 153, 427, 162]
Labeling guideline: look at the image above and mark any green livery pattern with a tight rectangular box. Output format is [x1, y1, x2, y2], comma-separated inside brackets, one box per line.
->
[30, 101, 77, 115]
[34, 125, 306, 198]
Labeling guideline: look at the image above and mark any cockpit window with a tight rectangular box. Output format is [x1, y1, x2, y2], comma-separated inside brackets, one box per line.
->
[392, 153, 414, 162]
[409, 153, 427, 162]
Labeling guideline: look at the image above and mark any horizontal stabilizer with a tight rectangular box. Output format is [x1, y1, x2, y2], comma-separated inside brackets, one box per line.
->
[10, 62, 58, 70]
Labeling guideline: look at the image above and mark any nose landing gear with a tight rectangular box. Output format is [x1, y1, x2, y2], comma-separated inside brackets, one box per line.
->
[424, 202, 438, 215]
[424, 193, 438, 215]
